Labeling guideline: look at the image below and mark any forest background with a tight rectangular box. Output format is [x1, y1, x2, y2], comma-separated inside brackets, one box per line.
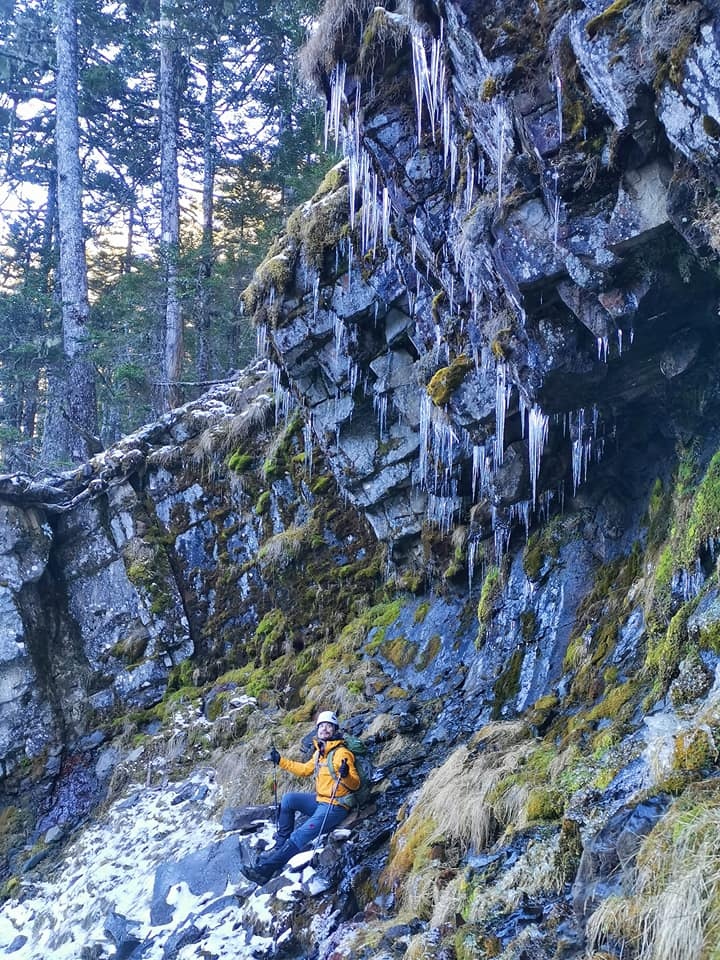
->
[0, 0, 330, 471]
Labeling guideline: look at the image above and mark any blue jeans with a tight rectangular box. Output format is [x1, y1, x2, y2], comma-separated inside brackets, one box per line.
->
[278, 791, 348, 850]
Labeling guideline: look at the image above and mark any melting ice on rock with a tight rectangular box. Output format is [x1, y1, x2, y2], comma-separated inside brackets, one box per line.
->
[303, 418, 314, 480]
[256, 322, 268, 359]
[494, 361, 510, 466]
[374, 392, 389, 440]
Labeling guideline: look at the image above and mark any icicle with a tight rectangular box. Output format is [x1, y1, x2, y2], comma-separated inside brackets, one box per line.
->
[496, 102, 507, 208]
[468, 538, 478, 594]
[494, 361, 509, 466]
[617, 328, 623, 355]
[325, 62, 347, 151]
[464, 146, 475, 213]
[312, 275, 320, 322]
[552, 175, 561, 248]
[256, 323, 268, 359]
[597, 336, 609, 362]
[510, 500, 531, 540]
[303, 419, 314, 480]
[381, 187, 391, 246]
[374, 393, 388, 440]
[555, 74, 563, 144]
[528, 405, 549, 507]
[419, 393, 432, 488]
[519, 394, 528, 439]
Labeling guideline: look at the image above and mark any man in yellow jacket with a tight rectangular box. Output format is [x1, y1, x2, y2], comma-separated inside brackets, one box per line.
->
[241, 710, 360, 885]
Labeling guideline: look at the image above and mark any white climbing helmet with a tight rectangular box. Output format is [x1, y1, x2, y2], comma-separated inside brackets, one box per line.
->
[316, 710, 339, 728]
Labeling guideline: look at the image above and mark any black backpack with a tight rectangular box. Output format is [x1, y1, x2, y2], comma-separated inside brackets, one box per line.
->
[326, 735, 374, 810]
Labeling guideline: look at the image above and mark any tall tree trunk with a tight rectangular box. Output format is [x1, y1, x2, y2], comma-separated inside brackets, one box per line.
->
[158, 0, 182, 412]
[43, 0, 98, 464]
[124, 202, 135, 275]
[197, 53, 215, 385]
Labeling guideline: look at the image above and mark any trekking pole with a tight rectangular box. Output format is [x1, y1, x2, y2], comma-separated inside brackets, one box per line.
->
[272, 746, 280, 830]
[312, 772, 343, 852]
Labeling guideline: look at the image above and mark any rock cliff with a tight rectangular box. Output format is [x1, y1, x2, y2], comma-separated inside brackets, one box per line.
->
[3, 1, 720, 958]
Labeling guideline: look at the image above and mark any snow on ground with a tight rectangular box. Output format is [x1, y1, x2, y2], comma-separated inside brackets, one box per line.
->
[0, 765, 333, 960]
[0, 770, 227, 958]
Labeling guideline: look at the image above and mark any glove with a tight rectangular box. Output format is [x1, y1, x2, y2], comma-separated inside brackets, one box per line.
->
[268, 747, 281, 766]
[339, 758, 349, 779]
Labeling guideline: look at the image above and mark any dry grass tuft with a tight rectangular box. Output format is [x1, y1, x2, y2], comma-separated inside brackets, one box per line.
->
[257, 525, 308, 571]
[415, 721, 535, 850]
[587, 784, 720, 960]
[299, 0, 378, 88]
[187, 396, 274, 468]
[382, 721, 536, 895]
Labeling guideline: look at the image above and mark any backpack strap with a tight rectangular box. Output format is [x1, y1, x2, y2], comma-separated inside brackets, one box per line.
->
[326, 741, 357, 788]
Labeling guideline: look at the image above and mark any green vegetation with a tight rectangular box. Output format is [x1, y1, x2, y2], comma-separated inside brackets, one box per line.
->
[680, 450, 720, 565]
[426, 355, 474, 407]
[227, 450, 253, 472]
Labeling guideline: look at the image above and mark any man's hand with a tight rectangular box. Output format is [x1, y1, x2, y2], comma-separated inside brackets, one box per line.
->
[339, 758, 349, 779]
[269, 747, 281, 766]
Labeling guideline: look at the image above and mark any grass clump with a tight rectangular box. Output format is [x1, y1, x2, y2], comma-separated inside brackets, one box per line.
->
[227, 450, 253, 473]
[384, 721, 536, 873]
[586, 782, 720, 959]
[680, 450, 720, 566]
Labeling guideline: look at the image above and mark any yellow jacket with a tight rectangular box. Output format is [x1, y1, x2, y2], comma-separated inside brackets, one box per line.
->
[279, 737, 360, 805]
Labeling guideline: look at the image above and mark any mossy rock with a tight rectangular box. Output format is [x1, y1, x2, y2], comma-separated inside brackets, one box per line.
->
[379, 634, 415, 669]
[491, 647, 524, 719]
[526, 786, 564, 822]
[681, 450, 720, 565]
[426, 355, 474, 407]
[586, 0, 633, 40]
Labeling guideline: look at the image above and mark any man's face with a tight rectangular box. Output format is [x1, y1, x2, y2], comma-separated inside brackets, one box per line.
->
[317, 721, 337, 741]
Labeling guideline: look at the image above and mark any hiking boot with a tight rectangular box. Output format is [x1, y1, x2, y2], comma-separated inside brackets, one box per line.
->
[240, 860, 273, 885]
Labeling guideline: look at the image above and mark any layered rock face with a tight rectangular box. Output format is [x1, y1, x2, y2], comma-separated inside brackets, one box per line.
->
[246, 0, 720, 563]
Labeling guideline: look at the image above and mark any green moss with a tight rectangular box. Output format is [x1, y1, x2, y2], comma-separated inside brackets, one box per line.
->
[647, 478, 671, 548]
[310, 475, 332, 495]
[698, 621, 720, 654]
[673, 728, 716, 773]
[354, 599, 406, 653]
[526, 786, 564, 822]
[254, 609, 287, 665]
[523, 527, 560, 581]
[563, 99, 585, 139]
[0, 806, 27, 863]
[481, 76, 498, 101]
[654, 33, 695, 91]
[380, 635, 414, 668]
[478, 566, 501, 623]
[586, 0, 633, 39]
[254, 491, 271, 515]
[227, 450, 252, 473]
[417, 633, 442, 671]
[645, 600, 696, 686]
[315, 163, 346, 198]
[681, 450, 720, 565]
[109, 633, 149, 665]
[125, 550, 173, 616]
[520, 610, 537, 642]
[492, 647, 524, 719]
[413, 601, 431, 624]
[426, 355, 474, 406]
